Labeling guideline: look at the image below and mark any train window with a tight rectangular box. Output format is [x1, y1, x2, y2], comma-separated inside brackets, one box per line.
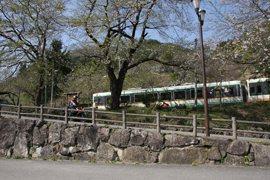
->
[135, 94, 144, 102]
[191, 89, 203, 99]
[160, 92, 171, 101]
[146, 93, 158, 101]
[250, 87, 255, 95]
[121, 96, 130, 103]
[215, 90, 221, 98]
[106, 96, 111, 104]
[96, 98, 101, 105]
[228, 88, 234, 95]
[174, 91, 185, 100]
[257, 85, 262, 94]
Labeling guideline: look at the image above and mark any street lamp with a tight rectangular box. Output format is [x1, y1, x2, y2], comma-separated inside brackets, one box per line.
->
[191, 0, 210, 136]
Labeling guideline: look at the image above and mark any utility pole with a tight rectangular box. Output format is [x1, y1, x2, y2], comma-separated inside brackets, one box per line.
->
[194, 39, 198, 107]
[45, 57, 47, 107]
[51, 61, 54, 107]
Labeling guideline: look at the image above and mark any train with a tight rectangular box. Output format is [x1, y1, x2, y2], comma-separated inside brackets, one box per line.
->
[93, 78, 270, 110]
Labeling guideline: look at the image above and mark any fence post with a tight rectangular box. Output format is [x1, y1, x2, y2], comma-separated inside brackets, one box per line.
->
[122, 110, 126, 129]
[92, 108, 96, 125]
[40, 105, 44, 122]
[232, 117, 237, 140]
[193, 115, 197, 138]
[17, 104, 21, 119]
[65, 106, 68, 124]
[156, 112, 160, 133]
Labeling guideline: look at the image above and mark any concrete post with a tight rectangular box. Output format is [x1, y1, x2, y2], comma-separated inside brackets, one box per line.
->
[65, 106, 68, 124]
[17, 104, 21, 119]
[232, 117, 237, 140]
[157, 112, 160, 133]
[92, 108, 96, 125]
[123, 110, 126, 129]
[40, 105, 44, 122]
[193, 115, 197, 138]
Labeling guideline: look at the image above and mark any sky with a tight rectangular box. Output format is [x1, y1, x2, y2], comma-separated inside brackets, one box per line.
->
[62, 0, 215, 49]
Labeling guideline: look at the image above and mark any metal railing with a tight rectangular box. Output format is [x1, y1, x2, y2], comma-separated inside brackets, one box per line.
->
[1, 104, 270, 140]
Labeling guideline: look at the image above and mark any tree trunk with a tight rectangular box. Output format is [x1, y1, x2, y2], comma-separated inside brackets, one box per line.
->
[35, 72, 44, 107]
[107, 62, 127, 110]
[35, 82, 43, 107]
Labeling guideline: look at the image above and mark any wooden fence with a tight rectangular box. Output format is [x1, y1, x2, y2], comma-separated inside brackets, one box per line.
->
[1, 104, 270, 140]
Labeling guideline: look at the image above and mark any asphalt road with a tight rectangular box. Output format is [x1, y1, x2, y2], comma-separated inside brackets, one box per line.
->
[0, 159, 270, 180]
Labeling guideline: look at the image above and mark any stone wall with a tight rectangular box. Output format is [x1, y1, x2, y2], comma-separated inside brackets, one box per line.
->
[0, 117, 269, 166]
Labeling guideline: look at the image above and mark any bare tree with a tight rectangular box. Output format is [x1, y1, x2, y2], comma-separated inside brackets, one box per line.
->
[207, 0, 270, 38]
[72, 0, 194, 109]
[0, 0, 67, 106]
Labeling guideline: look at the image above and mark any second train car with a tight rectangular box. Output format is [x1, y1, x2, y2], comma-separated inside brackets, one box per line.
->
[93, 80, 245, 110]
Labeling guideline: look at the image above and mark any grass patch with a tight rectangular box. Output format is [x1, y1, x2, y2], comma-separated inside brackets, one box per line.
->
[88, 159, 97, 163]
[27, 155, 32, 160]
[249, 140, 270, 145]
[13, 156, 23, 159]
[31, 147, 36, 152]
[191, 162, 197, 166]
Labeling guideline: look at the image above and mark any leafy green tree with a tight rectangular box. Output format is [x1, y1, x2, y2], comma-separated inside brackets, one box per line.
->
[45, 39, 71, 104]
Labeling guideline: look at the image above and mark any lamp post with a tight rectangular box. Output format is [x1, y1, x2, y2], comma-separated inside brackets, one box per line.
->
[191, 0, 210, 136]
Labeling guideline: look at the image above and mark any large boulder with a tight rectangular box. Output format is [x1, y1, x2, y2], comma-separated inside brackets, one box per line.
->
[224, 154, 245, 166]
[33, 127, 45, 146]
[0, 119, 17, 149]
[199, 137, 232, 158]
[59, 146, 69, 156]
[253, 144, 270, 167]
[164, 134, 197, 147]
[61, 127, 79, 146]
[96, 143, 117, 161]
[98, 128, 110, 142]
[129, 130, 147, 146]
[227, 140, 250, 156]
[72, 152, 96, 161]
[40, 145, 57, 158]
[109, 129, 130, 148]
[32, 147, 42, 158]
[48, 123, 62, 144]
[15, 119, 35, 133]
[0, 148, 12, 157]
[69, 147, 81, 154]
[77, 126, 99, 151]
[146, 132, 163, 152]
[122, 146, 157, 163]
[159, 147, 208, 164]
[13, 132, 31, 157]
[199, 137, 231, 147]
[40, 125, 49, 145]
[208, 146, 221, 161]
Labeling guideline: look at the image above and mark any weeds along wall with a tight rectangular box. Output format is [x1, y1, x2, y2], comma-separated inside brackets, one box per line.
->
[0, 117, 270, 166]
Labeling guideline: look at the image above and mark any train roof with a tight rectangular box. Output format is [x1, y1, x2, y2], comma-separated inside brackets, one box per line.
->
[93, 80, 241, 97]
[246, 78, 269, 83]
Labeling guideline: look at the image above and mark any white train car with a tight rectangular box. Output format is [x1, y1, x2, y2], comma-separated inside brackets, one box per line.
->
[246, 78, 270, 103]
[93, 80, 243, 110]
